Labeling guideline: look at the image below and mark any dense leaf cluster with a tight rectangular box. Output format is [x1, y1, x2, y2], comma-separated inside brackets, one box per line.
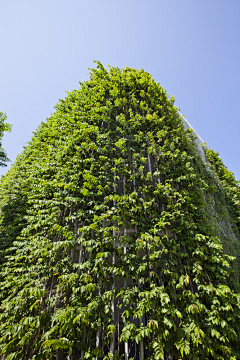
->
[0, 62, 240, 359]
[204, 149, 240, 283]
[0, 112, 12, 167]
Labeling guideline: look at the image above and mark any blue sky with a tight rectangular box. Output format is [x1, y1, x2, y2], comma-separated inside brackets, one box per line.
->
[1, 0, 239, 179]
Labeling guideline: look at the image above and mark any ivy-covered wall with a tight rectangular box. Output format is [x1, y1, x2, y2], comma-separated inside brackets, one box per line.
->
[0, 62, 240, 360]
[182, 118, 240, 283]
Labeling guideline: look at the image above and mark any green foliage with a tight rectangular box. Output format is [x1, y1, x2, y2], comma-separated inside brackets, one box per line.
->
[205, 148, 240, 231]
[204, 148, 240, 283]
[0, 111, 12, 167]
[0, 62, 239, 359]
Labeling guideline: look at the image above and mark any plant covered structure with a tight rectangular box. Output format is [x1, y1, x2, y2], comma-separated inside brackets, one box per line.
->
[0, 62, 240, 360]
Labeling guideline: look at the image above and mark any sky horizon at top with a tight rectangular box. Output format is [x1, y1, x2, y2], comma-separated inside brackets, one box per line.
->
[0, 0, 239, 179]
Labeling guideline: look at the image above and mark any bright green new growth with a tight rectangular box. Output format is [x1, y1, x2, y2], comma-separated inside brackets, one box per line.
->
[0, 62, 240, 359]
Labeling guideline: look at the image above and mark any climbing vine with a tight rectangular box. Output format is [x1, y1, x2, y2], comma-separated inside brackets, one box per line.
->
[203, 148, 240, 284]
[0, 62, 239, 359]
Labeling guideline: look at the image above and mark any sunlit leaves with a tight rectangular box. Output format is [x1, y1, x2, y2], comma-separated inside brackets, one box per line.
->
[0, 62, 239, 359]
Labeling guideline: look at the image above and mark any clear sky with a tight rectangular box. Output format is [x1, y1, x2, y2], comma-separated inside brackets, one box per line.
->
[1, 0, 239, 179]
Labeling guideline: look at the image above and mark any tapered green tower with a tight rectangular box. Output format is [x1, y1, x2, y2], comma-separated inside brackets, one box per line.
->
[0, 62, 240, 360]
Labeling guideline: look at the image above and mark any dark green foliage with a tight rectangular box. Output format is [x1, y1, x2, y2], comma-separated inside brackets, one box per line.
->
[204, 149, 240, 284]
[0, 62, 240, 359]
[0, 112, 11, 167]
[205, 148, 240, 232]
